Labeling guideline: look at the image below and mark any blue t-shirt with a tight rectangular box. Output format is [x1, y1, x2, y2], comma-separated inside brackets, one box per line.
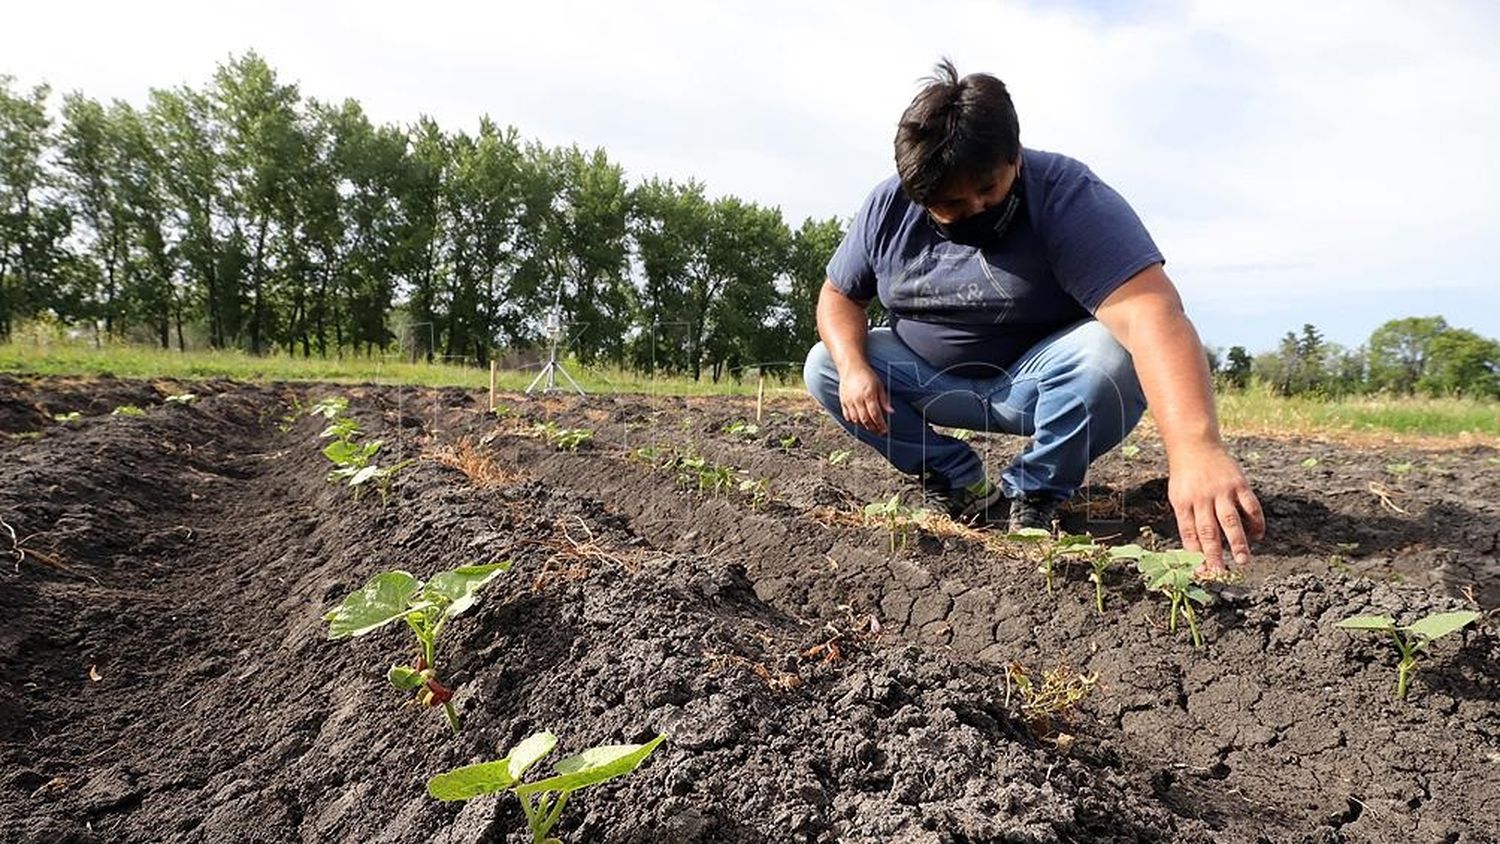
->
[826, 148, 1163, 376]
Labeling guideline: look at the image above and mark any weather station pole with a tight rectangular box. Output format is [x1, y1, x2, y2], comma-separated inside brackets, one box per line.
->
[525, 284, 586, 396]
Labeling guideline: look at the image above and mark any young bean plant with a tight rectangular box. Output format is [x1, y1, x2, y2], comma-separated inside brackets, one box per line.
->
[1335, 610, 1481, 698]
[428, 731, 667, 844]
[325, 562, 510, 733]
[864, 494, 917, 554]
[1006, 529, 1100, 595]
[533, 421, 593, 451]
[1115, 547, 1211, 647]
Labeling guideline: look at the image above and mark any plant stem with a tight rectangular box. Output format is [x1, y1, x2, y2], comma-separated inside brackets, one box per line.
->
[1392, 632, 1414, 699]
[442, 701, 460, 733]
[541, 792, 570, 839]
[1183, 601, 1203, 648]
[1091, 571, 1105, 614]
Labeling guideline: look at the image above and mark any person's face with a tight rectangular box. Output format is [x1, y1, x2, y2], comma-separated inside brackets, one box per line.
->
[925, 160, 1021, 225]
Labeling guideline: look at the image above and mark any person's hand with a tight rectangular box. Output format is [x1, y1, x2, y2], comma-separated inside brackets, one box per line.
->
[1166, 444, 1266, 577]
[839, 364, 894, 435]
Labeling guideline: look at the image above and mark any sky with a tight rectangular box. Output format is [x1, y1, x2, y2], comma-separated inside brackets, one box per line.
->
[4, 0, 1498, 353]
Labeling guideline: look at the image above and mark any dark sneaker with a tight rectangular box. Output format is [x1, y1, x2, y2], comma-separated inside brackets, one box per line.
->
[1008, 493, 1061, 533]
[923, 476, 1004, 524]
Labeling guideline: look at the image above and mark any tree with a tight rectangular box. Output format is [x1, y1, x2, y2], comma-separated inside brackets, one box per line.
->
[1222, 345, 1252, 390]
[0, 76, 68, 341]
[1418, 329, 1500, 398]
[1367, 316, 1448, 394]
[783, 216, 843, 364]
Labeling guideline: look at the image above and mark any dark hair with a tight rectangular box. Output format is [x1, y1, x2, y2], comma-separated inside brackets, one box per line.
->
[894, 58, 1021, 206]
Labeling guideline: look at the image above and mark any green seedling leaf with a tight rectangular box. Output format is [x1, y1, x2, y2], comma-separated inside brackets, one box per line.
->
[1301, 457, 1319, 469]
[515, 734, 668, 796]
[53, 411, 82, 422]
[1007, 527, 1051, 543]
[112, 405, 145, 417]
[388, 664, 424, 691]
[309, 397, 348, 419]
[428, 759, 518, 801]
[1335, 615, 1397, 632]
[424, 562, 512, 618]
[1109, 543, 1147, 560]
[325, 571, 422, 639]
[827, 448, 852, 466]
[347, 465, 382, 487]
[1120, 444, 1141, 458]
[506, 730, 559, 781]
[1403, 610, 1480, 642]
[164, 392, 197, 404]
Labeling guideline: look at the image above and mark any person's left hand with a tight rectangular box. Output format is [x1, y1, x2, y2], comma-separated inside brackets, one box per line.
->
[1166, 444, 1266, 577]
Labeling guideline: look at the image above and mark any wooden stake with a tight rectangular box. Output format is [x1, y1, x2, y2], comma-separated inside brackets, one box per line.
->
[755, 373, 765, 423]
[489, 359, 498, 411]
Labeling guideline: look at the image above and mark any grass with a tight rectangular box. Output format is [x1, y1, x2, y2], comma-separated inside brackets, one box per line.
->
[3, 340, 1495, 439]
[0, 340, 805, 399]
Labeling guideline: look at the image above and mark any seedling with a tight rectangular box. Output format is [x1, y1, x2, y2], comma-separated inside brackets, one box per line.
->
[348, 460, 417, 503]
[629, 444, 674, 469]
[826, 448, 852, 467]
[53, 411, 82, 423]
[309, 396, 349, 419]
[676, 455, 735, 495]
[325, 562, 510, 733]
[724, 420, 760, 438]
[427, 731, 667, 843]
[112, 405, 145, 417]
[863, 493, 917, 553]
[948, 428, 974, 442]
[1120, 443, 1141, 459]
[777, 434, 801, 451]
[1335, 610, 1481, 698]
[1301, 457, 1319, 469]
[1006, 529, 1100, 595]
[493, 403, 513, 419]
[164, 392, 197, 404]
[1119, 548, 1211, 647]
[1245, 450, 1262, 464]
[533, 421, 593, 452]
[1385, 461, 1415, 477]
[1004, 661, 1098, 742]
[738, 476, 771, 510]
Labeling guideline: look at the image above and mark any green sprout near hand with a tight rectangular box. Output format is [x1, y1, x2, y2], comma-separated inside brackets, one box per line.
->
[826, 448, 852, 467]
[778, 434, 801, 451]
[326, 562, 509, 733]
[1335, 610, 1481, 699]
[1120, 443, 1141, 459]
[1128, 549, 1211, 647]
[428, 731, 667, 844]
[1006, 530, 1100, 595]
[863, 493, 916, 554]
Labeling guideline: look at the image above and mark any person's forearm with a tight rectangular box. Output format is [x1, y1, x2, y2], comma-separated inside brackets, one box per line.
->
[1124, 307, 1223, 463]
[816, 281, 872, 375]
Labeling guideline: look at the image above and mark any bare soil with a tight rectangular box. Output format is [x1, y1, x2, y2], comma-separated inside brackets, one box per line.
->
[1, 376, 1496, 843]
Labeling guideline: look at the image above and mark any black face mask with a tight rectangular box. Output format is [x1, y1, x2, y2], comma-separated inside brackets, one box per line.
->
[928, 176, 1024, 248]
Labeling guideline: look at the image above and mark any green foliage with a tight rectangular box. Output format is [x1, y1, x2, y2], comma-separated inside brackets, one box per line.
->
[428, 731, 667, 843]
[315, 397, 409, 500]
[111, 404, 145, 417]
[676, 454, 735, 495]
[723, 420, 759, 438]
[163, 392, 197, 404]
[532, 421, 593, 452]
[53, 411, 82, 422]
[826, 448, 852, 467]
[325, 561, 510, 732]
[737, 476, 771, 510]
[1112, 546, 1212, 647]
[863, 493, 918, 554]
[1335, 610, 1480, 698]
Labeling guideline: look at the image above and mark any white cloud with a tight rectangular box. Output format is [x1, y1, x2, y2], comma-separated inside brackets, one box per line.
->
[3, 0, 1497, 346]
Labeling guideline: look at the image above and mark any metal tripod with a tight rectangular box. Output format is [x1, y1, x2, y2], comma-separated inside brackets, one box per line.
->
[525, 289, 585, 396]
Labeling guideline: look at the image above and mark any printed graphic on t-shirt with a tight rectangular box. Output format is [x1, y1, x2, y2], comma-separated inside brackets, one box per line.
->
[886, 247, 1019, 325]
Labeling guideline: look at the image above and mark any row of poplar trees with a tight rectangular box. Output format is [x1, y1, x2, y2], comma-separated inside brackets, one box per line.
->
[0, 53, 843, 380]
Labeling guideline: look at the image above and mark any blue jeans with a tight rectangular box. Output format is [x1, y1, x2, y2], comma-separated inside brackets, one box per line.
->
[803, 319, 1147, 501]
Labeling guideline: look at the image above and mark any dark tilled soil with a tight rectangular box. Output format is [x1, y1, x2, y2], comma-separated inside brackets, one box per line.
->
[1, 377, 1496, 844]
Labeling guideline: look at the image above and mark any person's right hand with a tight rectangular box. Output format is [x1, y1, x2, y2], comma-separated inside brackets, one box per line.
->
[839, 364, 894, 435]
